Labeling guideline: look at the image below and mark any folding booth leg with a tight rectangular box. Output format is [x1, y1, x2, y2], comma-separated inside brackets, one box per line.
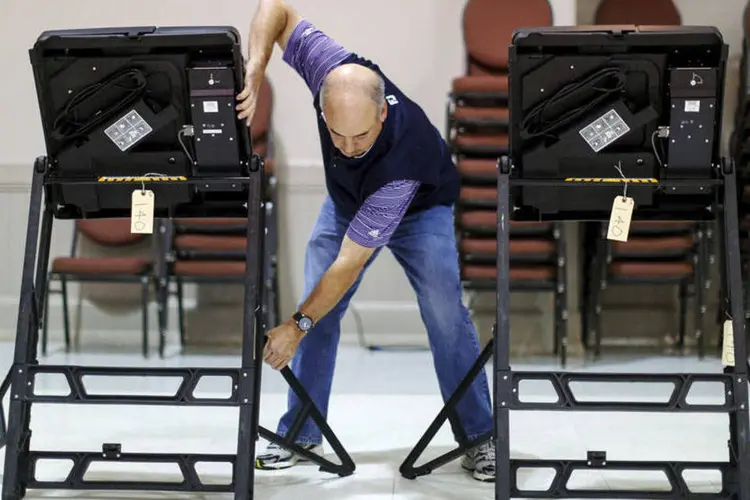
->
[235, 154, 268, 499]
[398, 159, 513, 490]
[257, 367, 357, 475]
[0, 369, 12, 449]
[398, 339, 494, 479]
[2, 158, 51, 500]
[494, 159, 513, 500]
[243, 157, 355, 496]
[719, 161, 750, 498]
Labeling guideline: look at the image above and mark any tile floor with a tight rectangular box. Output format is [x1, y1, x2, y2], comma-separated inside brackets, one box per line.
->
[0, 341, 738, 499]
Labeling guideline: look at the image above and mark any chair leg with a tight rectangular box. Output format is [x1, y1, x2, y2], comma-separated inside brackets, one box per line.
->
[60, 276, 71, 352]
[155, 275, 169, 358]
[593, 278, 604, 360]
[694, 271, 706, 360]
[583, 268, 596, 352]
[41, 275, 52, 356]
[141, 276, 150, 358]
[553, 293, 561, 357]
[156, 278, 168, 346]
[678, 280, 688, 351]
[555, 287, 568, 367]
[176, 277, 186, 346]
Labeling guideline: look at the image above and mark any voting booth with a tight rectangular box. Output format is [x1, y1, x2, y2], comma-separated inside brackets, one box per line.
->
[401, 26, 750, 500]
[0, 27, 353, 500]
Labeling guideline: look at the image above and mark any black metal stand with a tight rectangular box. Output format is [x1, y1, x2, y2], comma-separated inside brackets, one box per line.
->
[399, 339, 494, 479]
[402, 158, 750, 499]
[0, 156, 355, 500]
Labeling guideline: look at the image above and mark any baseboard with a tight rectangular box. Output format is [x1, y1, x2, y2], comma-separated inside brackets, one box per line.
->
[342, 300, 428, 347]
[0, 294, 431, 349]
[0, 295, 186, 350]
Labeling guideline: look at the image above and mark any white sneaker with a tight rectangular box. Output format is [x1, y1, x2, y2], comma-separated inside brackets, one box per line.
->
[255, 441, 323, 470]
[461, 441, 495, 482]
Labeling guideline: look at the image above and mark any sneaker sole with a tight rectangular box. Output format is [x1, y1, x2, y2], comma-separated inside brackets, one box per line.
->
[472, 470, 495, 482]
[255, 446, 322, 470]
[461, 461, 494, 483]
[255, 456, 300, 470]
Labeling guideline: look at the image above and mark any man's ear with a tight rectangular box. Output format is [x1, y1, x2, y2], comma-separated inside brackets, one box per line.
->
[380, 102, 388, 122]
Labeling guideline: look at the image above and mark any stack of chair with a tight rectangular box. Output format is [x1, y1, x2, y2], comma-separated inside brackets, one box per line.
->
[448, 0, 553, 161]
[457, 199, 568, 364]
[449, 0, 570, 363]
[157, 75, 277, 356]
[583, 0, 714, 358]
[584, 221, 711, 358]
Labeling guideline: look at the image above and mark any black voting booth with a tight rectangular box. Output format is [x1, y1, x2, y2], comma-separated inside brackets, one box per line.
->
[0, 27, 354, 499]
[401, 26, 750, 499]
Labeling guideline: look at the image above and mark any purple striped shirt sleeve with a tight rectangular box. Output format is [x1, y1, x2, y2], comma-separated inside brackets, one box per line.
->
[282, 20, 352, 95]
[346, 180, 421, 248]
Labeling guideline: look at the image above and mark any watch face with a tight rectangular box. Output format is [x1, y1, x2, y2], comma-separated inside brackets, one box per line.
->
[298, 317, 313, 331]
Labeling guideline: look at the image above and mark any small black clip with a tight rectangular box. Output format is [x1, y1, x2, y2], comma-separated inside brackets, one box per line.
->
[102, 443, 122, 459]
[586, 450, 607, 468]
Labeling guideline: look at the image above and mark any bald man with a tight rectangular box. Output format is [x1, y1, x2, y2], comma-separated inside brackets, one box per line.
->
[236, 0, 495, 483]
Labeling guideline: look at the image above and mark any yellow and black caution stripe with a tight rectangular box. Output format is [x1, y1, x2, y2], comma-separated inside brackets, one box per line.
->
[563, 177, 658, 183]
[97, 176, 188, 183]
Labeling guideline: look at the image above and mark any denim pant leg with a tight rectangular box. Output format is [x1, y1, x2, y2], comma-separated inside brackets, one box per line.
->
[276, 198, 379, 445]
[387, 204, 493, 441]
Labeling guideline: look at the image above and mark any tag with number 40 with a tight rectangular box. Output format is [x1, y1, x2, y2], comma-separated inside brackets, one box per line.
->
[606, 195, 634, 242]
[131, 190, 155, 234]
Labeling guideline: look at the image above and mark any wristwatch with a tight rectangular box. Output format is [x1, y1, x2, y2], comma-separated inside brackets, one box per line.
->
[292, 311, 314, 333]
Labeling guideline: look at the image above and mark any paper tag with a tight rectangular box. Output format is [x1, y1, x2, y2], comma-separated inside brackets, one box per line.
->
[722, 319, 735, 367]
[131, 190, 155, 234]
[606, 196, 634, 242]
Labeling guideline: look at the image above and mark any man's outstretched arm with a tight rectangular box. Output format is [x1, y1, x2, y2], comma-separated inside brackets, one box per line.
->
[236, 0, 302, 123]
[246, 0, 301, 72]
[263, 180, 421, 370]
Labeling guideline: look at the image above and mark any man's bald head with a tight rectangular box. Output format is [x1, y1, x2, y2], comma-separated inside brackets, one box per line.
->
[319, 64, 386, 112]
[320, 64, 388, 158]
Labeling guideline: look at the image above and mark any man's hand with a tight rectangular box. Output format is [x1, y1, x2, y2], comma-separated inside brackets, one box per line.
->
[263, 319, 304, 370]
[236, 65, 264, 127]
[262, 237, 375, 371]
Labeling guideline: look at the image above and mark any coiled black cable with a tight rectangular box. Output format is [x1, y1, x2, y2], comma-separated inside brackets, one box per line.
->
[520, 67, 627, 140]
[50, 68, 147, 144]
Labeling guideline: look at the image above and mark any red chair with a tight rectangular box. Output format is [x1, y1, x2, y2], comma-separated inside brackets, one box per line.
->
[43, 219, 154, 357]
[594, 0, 681, 25]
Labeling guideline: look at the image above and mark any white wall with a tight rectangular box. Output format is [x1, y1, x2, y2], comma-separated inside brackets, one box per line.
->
[0, 0, 743, 353]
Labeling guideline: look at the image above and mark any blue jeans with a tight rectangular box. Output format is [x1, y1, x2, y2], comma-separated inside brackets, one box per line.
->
[276, 197, 493, 444]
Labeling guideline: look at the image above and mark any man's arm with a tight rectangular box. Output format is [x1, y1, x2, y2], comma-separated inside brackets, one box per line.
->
[245, 0, 302, 74]
[295, 180, 421, 324]
[281, 20, 353, 96]
[237, 2, 351, 123]
[237, 0, 303, 124]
